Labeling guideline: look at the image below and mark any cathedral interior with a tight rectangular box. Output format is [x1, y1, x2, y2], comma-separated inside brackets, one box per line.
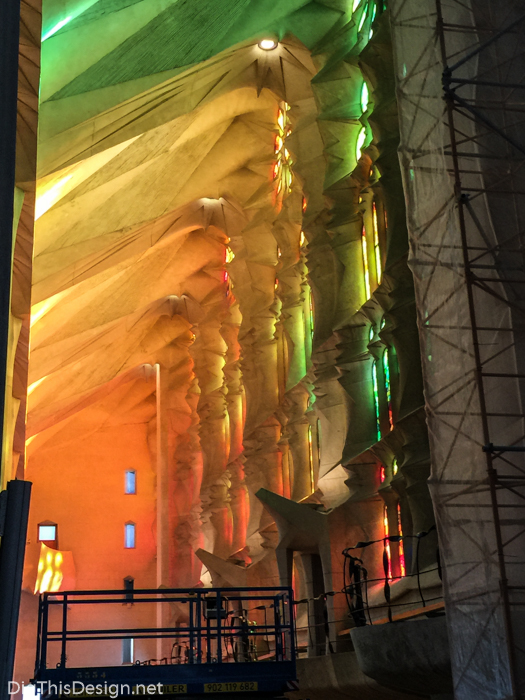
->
[3, 0, 525, 699]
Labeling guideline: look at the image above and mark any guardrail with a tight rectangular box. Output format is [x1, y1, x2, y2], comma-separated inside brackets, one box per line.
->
[342, 526, 443, 626]
[35, 587, 295, 678]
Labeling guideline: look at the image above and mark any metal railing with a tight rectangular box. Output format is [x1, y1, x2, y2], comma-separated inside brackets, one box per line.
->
[342, 526, 443, 626]
[35, 587, 295, 676]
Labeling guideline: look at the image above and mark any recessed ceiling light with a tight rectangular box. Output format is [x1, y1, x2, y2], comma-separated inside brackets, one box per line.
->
[259, 39, 278, 51]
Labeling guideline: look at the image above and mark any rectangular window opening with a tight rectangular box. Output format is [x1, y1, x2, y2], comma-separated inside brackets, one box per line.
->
[125, 470, 136, 495]
[122, 638, 134, 664]
[38, 524, 57, 542]
[124, 577, 134, 602]
[124, 523, 135, 549]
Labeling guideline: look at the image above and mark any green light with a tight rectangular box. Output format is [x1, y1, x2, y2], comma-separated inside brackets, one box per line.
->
[353, 0, 361, 12]
[356, 128, 366, 160]
[369, 326, 374, 342]
[383, 349, 393, 430]
[361, 82, 369, 113]
[358, 7, 367, 31]
[362, 226, 371, 299]
[372, 361, 381, 441]
[309, 293, 314, 340]
[42, 16, 72, 41]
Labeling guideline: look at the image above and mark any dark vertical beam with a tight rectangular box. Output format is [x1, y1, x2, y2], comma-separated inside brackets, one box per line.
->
[0, 480, 32, 700]
[0, 0, 29, 692]
[0, 0, 21, 472]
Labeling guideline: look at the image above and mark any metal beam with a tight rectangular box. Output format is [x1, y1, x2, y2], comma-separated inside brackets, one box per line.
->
[0, 480, 32, 700]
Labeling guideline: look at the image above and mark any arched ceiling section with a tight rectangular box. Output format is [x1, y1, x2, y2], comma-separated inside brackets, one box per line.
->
[29, 22, 323, 577]
[38, 0, 352, 138]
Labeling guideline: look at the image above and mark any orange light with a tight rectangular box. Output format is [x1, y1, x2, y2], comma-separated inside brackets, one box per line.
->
[397, 503, 406, 577]
[383, 506, 392, 580]
[34, 543, 75, 594]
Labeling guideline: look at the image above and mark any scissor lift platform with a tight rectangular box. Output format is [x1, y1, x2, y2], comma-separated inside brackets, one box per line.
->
[33, 587, 297, 699]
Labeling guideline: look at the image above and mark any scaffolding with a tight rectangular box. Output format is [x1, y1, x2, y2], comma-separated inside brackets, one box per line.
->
[390, 0, 525, 698]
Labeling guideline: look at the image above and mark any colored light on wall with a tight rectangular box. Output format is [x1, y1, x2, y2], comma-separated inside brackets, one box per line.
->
[383, 349, 393, 430]
[361, 82, 369, 113]
[35, 175, 73, 219]
[380, 466, 385, 483]
[397, 503, 406, 577]
[308, 425, 314, 492]
[383, 506, 392, 580]
[362, 226, 371, 299]
[27, 376, 46, 396]
[373, 202, 381, 283]
[34, 543, 75, 594]
[273, 102, 293, 203]
[225, 247, 235, 263]
[307, 290, 314, 341]
[42, 16, 72, 41]
[35, 549, 64, 593]
[356, 128, 366, 161]
[372, 361, 381, 441]
[358, 6, 368, 31]
[392, 458, 398, 475]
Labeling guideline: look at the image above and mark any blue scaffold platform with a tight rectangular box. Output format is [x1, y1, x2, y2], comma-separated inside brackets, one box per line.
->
[33, 587, 297, 699]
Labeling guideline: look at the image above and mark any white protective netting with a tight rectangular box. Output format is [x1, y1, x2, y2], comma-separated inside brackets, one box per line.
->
[390, 0, 525, 698]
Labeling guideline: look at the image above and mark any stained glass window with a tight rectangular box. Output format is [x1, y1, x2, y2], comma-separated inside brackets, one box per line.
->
[383, 505, 392, 579]
[372, 360, 381, 441]
[383, 349, 393, 431]
[373, 201, 381, 284]
[308, 424, 314, 492]
[356, 127, 366, 161]
[397, 503, 406, 577]
[362, 226, 371, 299]
[273, 102, 293, 203]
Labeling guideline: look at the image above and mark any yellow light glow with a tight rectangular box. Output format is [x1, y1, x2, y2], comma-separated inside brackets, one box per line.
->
[361, 227, 371, 299]
[356, 128, 367, 161]
[35, 175, 73, 220]
[225, 247, 235, 263]
[259, 39, 278, 50]
[373, 202, 382, 284]
[34, 544, 68, 594]
[30, 295, 62, 328]
[27, 377, 46, 396]
[273, 102, 293, 206]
